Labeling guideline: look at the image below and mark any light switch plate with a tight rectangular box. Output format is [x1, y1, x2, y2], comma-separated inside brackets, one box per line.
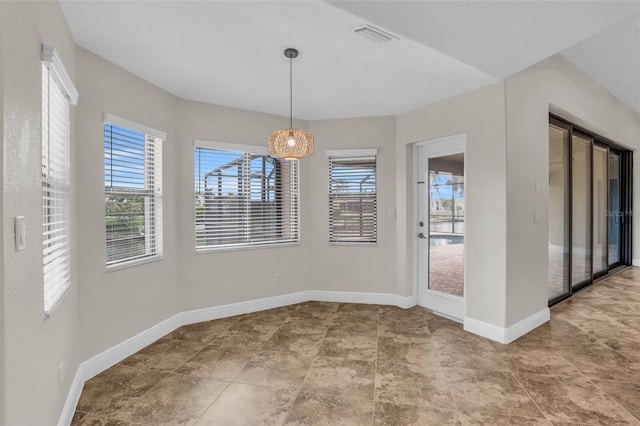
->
[533, 208, 541, 222]
[15, 216, 26, 251]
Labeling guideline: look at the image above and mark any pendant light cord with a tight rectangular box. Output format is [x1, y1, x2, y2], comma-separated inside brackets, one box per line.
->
[289, 55, 293, 129]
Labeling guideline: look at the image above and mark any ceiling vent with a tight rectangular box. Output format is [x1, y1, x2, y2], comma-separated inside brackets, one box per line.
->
[354, 24, 398, 43]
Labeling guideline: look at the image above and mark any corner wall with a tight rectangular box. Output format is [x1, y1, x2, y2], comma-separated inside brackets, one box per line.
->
[174, 99, 314, 312]
[75, 48, 181, 360]
[504, 55, 640, 327]
[306, 117, 397, 294]
[1, 2, 82, 424]
[396, 82, 509, 329]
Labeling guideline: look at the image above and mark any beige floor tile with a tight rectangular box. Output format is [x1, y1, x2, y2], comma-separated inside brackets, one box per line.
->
[497, 344, 581, 376]
[260, 326, 326, 357]
[445, 369, 544, 418]
[375, 362, 456, 410]
[72, 271, 640, 425]
[317, 333, 378, 361]
[456, 411, 552, 425]
[176, 343, 256, 380]
[557, 342, 639, 382]
[516, 372, 639, 425]
[377, 334, 441, 368]
[76, 364, 167, 416]
[120, 338, 205, 373]
[374, 401, 461, 425]
[194, 382, 297, 425]
[114, 374, 228, 426]
[234, 350, 314, 389]
[164, 317, 239, 344]
[301, 356, 375, 401]
[283, 392, 373, 426]
[594, 379, 640, 421]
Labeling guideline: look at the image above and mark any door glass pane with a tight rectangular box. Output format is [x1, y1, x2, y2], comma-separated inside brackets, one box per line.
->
[609, 151, 621, 266]
[428, 154, 464, 297]
[572, 134, 592, 285]
[548, 123, 570, 300]
[593, 145, 608, 274]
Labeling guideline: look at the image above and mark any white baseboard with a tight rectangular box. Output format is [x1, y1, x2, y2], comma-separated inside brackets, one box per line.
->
[58, 289, 414, 425]
[463, 307, 550, 344]
[632, 259, 640, 267]
[505, 308, 550, 343]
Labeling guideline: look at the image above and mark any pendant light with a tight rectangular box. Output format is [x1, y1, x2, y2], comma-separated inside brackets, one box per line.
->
[268, 48, 313, 160]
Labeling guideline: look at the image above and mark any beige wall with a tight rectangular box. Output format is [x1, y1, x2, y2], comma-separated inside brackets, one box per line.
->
[1, 2, 81, 424]
[76, 53, 401, 360]
[504, 55, 640, 326]
[175, 99, 313, 311]
[0, 0, 5, 421]
[3, 3, 640, 424]
[396, 82, 509, 327]
[75, 48, 181, 359]
[307, 117, 397, 294]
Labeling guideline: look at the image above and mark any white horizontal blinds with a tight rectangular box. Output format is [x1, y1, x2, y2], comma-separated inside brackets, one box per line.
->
[42, 61, 72, 315]
[194, 146, 299, 250]
[104, 123, 162, 267]
[329, 155, 377, 244]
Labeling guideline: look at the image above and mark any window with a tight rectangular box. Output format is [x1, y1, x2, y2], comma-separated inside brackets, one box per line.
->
[328, 149, 377, 244]
[104, 115, 164, 269]
[42, 45, 78, 316]
[194, 141, 299, 251]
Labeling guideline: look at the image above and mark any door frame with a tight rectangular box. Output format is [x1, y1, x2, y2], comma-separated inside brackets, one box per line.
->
[414, 133, 467, 321]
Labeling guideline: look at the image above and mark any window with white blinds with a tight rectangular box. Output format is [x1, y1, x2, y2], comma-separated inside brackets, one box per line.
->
[194, 142, 299, 251]
[104, 116, 164, 269]
[328, 150, 377, 244]
[42, 45, 78, 316]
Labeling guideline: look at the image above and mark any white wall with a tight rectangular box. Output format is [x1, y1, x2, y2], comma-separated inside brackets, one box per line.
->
[1, 2, 82, 424]
[504, 55, 640, 326]
[396, 82, 509, 327]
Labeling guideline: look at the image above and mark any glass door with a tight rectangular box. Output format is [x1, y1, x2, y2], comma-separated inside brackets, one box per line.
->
[417, 135, 466, 320]
[548, 115, 632, 305]
[548, 120, 570, 301]
[608, 151, 621, 267]
[593, 144, 608, 277]
[571, 131, 592, 290]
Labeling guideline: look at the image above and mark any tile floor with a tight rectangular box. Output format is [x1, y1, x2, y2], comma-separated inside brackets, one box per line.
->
[72, 268, 640, 425]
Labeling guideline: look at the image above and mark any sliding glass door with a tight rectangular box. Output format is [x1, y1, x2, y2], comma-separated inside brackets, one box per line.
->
[548, 116, 632, 304]
[571, 132, 592, 289]
[608, 151, 621, 268]
[593, 144, 608, 277]
[548, 121, 570, 301]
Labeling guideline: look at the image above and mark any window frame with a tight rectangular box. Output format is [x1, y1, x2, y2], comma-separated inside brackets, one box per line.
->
[194, 140, 300, 253]
[327, 148, 378, 246]
[41, 44, 78, 317]
[104, 114, 165, 270]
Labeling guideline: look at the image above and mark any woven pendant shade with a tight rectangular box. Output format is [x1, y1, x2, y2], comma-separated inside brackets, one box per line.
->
[268, 128, 314, 160]
[268, 48, 313, 160]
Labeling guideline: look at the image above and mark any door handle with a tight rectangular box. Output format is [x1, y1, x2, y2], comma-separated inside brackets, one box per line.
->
[418, 233, 426, 239]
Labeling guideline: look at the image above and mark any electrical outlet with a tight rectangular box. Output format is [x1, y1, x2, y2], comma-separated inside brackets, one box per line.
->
[275, 273, 282, 285]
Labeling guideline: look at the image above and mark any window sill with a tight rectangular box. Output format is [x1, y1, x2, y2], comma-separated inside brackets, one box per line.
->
[329, 242, 378, 247]
[196, 241, 300, 255]
[106, 254, 163, 272]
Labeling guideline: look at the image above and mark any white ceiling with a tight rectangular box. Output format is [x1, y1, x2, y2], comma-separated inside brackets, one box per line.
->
[60, 1, 640, 121]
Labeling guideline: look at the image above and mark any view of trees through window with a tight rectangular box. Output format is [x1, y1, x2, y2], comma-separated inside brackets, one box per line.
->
[104, 123, 161, 266]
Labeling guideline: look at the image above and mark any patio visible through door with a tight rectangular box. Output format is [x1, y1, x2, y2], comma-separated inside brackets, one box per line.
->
[417, 135, 466, 320]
